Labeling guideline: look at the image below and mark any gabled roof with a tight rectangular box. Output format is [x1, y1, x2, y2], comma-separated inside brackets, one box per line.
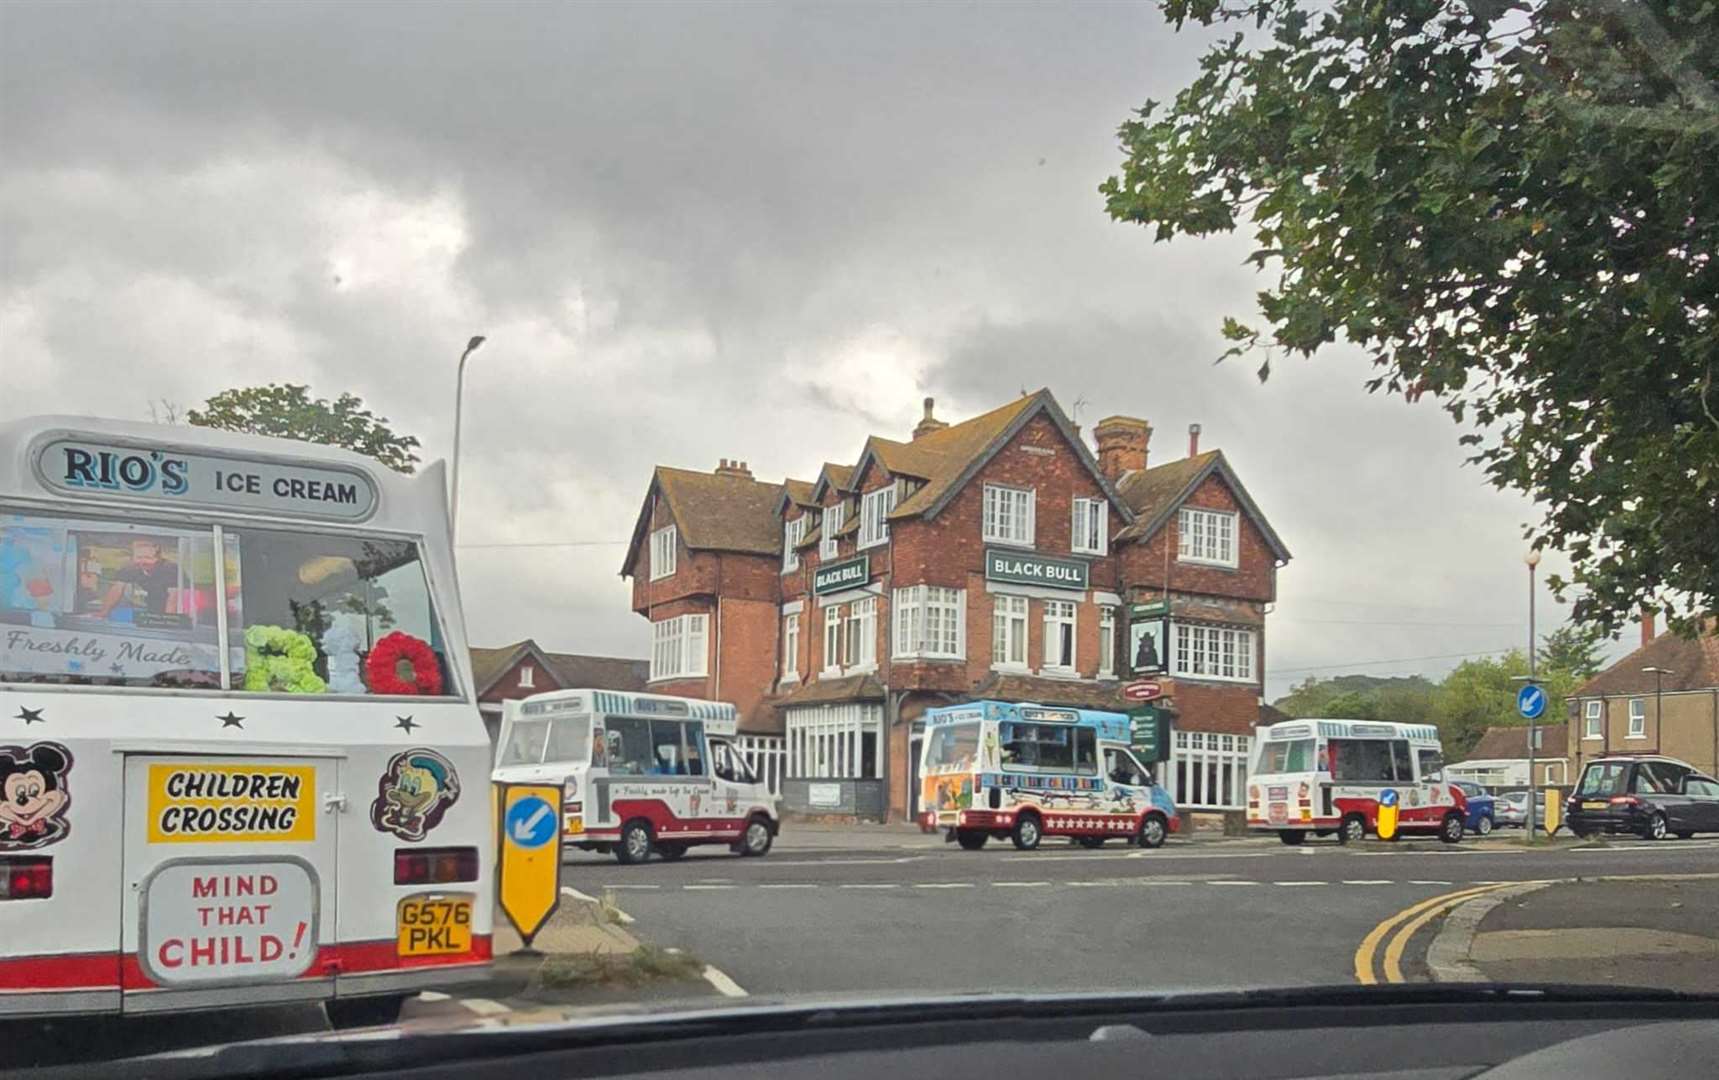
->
[1114, 449, 1292, 562]
[1575, 621, 1719, 697]
[810, 462, 854, 502]
[1461, 724, 1570, 762]
[470, 639, 650, 699]
[622, 466, 784, 575]
[776, 478, 819, 514]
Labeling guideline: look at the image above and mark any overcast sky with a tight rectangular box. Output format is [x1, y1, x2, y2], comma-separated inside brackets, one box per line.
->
[0, 1, 1629, 698]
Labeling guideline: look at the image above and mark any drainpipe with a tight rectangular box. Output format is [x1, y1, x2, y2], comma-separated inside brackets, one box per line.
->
[1711, 688, 1717, 777]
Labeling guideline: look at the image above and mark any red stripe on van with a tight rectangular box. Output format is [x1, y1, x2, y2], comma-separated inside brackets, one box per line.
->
[0, 951, 121, 990]
[119, 934, 494, 989]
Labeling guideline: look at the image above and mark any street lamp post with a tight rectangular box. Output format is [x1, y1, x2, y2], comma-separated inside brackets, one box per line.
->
[449, 335, 487, 543]
[1524, 549, 1541, 841]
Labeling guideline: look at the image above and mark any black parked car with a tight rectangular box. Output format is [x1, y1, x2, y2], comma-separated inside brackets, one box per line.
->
[1564, 755, 1719, 840]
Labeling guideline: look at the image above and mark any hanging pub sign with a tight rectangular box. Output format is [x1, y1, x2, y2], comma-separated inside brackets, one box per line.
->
[812, 555, 870, 596]
[983, 549, 1088, 591]
[1128, 705, 1172, 765]
[34, 436, 378, 522]
[1128, 615, 1168, 676]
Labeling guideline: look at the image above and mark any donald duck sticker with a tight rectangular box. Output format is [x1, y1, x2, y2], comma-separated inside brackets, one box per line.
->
[369, 748, 460, 842]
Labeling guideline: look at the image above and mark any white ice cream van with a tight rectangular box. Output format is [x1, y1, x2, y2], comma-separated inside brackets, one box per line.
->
[0, 416, 493, 1025]
[492, 688, 779, 863]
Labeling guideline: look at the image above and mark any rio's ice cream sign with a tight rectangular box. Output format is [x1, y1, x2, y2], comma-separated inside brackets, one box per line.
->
[35, 436, 377, 521]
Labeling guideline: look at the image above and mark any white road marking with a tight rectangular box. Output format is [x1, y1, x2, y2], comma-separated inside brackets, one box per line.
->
[1135, 879, 1192, 885]
[757, 883, 819, 889]
[1341, 880, 1394, 885]
[418, 991, 451, 1002]
[604, 884, 660, 890]
[993, 881, 1050, 888]
[702, 965, 748, 998]
[564, 884, 635, 923]
[840, 883, 899, 890]
[683, 884, 736, 891]
[1410, 880, 1454, 885]
[1206, 880, 1261, 886]
[1066, 881, 1120, 887]
[1272, 881, 1325, 886]
[913, 882, 975, 889]
[462, 998, 511, 1016]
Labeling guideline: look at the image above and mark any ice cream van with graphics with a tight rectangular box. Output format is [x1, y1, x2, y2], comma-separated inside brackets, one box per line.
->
[0, 416, 493, 1026]
[1247, 719, 1468, 845]
[919, 701, 1179, 851]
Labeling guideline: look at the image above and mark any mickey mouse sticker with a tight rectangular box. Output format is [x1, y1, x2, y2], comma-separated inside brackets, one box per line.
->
[369, 748, 460, 842]
[0, 742, 73, 850]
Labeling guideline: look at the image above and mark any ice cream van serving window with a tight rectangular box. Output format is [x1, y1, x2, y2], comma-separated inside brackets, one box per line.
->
[0, 507, 456, 698]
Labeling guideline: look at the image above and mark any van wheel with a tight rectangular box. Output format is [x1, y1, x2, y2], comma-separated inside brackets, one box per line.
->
[1011, 814, 1042, 851]
[1278, 830, 1305, 845]
[654, 842, 687, 861]
[327, 994, 406, 1029]
[1337, 814, 1366, 845]
[739, 816, 774, 857]
[615, 820, 653, 864]
[956, 830, 989, 850]
[1440, 812, 1465, 844]
[1138, 814, 1168, 849]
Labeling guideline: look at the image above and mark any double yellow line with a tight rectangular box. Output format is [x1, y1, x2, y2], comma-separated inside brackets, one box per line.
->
[1353, 883, 1516, 985]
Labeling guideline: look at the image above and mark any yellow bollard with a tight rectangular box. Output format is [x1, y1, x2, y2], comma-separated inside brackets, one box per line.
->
[1377, 788, 1400, 840]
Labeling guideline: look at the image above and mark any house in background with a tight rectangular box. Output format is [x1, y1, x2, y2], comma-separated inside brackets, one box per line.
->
[1445, 724, 1570, 789]
[469, 639, 649, 747]
[1567, 614, 1719, 779]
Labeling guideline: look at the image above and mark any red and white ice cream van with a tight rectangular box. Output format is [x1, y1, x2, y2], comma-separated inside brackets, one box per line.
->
[1247, 719, 1468, 845]
[0, 416, 493, 1025]
[492, 688, 780, 863]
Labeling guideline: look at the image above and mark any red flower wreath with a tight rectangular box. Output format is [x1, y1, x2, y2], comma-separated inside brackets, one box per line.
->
[366, 631, 444, 696]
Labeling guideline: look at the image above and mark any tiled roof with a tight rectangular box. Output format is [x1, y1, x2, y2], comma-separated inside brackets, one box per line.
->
[771, 674, 887, 706]
[1575, 623, 1719, 696]
[1114, 449, 1292, 561]
[969, 673, 1140, 712]
[782, 479, 819, 508]
[624, 466, 784, 572]
[1462, 724, 1570, 762]
[888, 394, 1044, 518]
[470, 640, 650, 698]
[812, 462, 855, 499]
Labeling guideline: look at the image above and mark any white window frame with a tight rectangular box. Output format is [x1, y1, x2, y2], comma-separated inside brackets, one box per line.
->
[649, 525, 677, 580]
[983, 484, 1036, 547]
[991, 594, 1029, 671]
[783, 514, 809, 572]
[1172, 622, 1256, 683]
[1628, 698, 1646, 738]
[1042, 599, 1076, 673]
[518, 664, 535, 689]
[785, 704, 883, 780]
[649, 613, 708, 681]
[1166, 731, 1251, 810]
[821, 502, 844, 559]
[1177, 507, 1238, 568]
[844, 596, 877, 670]
[823, 605, 844, 675]
[1098, 605, 1116, 678]
[1583, 699, 1603, 740]
[893, 585, 965, 660]
[1072, 498, 1107, 556]
[859, 487, 896, 549]
[781, 612, 800, 683]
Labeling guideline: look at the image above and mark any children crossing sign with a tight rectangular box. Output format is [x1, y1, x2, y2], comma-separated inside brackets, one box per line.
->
[495, 782, 562, 949]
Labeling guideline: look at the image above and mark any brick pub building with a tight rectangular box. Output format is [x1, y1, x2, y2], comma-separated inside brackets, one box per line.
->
[621, 390, 1290, 821]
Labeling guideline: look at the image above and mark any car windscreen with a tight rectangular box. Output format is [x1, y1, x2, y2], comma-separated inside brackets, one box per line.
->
[1255, 738, 1314, 775]
[499, 719, 551, 766]
[925, 722, 980, 772]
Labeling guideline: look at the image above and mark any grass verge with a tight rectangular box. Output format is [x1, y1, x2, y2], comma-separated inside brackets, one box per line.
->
[537, 944, 707, 990]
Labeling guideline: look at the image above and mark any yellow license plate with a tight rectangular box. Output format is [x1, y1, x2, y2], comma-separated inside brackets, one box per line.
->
[1582, 800, 1608, 811]
[397, 894, 473, 956]
[564, 815, 584, 835]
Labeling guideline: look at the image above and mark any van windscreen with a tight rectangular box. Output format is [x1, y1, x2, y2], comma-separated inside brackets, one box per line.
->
[1256, 738, 1313, 775]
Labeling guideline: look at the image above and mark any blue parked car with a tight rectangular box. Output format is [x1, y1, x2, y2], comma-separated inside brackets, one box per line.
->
[1450, 780, 1496, 836]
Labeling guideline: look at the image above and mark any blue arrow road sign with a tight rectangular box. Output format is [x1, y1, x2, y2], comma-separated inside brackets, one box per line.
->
[1517, 684, 1547, 720]
[1380, 788, 1399, 808]
[504, 794, 559, 850]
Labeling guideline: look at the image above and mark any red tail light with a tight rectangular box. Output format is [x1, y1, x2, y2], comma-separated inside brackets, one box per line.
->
[1609, 795, 1642, 807]
[394, 846, 479, 885]
[0, 857, 53, 900]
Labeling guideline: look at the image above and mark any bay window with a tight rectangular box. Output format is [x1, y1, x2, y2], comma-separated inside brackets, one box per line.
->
[650, 613, 708, 681]
[820, 503, 843, 559]
[649, 525, 677, 580]
[983, 485, 1035, 546]
[782, 514, 809, 572]
[1072, 498, 1106, 555]
[1172, 623, 1255, 682]
[893, 585, 964, 659]
[1177, 507, 1237, 567]
[823, 605, 843, 674]
[782, 612, 800, 682]
[844, 596, 877, 669]
[859, 487, 896, 549]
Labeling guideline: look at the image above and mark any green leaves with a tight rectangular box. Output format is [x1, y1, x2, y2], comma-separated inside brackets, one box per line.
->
[187, 384, 422, 474]
[1104, 0, 1719, 635]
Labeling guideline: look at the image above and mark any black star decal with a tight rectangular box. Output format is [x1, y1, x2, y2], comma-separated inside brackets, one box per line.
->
[218, 711, 245, 729]
[16, 707, 44, 725]
[394, 715, 419, 733]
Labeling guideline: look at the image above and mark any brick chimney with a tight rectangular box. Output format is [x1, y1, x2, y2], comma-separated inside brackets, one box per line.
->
[912, 397, 949, 440]
[715, 458, 753, 479]
[1189, 423, 1202, 457]
[1093, 416, 1151, 481]
[1642, 605, 1657, 648]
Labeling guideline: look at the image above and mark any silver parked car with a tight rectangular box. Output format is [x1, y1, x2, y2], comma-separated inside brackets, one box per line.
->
[1495, 791, 1530, 828]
